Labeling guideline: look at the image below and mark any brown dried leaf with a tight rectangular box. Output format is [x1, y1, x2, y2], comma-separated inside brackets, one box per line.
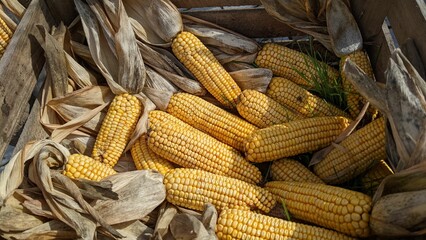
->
[0, 205, 46, 232]
[93, 170, 166, 225]
[1, 220, 78, 240]
[99, 221, 153, 240]
[123, 0, 182, 46]
[230, 68, 273, 93]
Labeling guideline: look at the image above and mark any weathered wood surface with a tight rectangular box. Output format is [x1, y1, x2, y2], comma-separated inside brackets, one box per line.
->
[0, 0, 54, 161]
[172, 0, 261, 8]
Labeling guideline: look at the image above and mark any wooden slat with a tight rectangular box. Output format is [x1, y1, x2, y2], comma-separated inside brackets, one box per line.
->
[182, 8, 303, 38]
[172, 0, 261, 8]
[387, 0, 426, 76]
[0, 0, 55, 161]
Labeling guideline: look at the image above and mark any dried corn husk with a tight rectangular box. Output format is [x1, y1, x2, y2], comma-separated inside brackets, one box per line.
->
[344, 48, 426, 171]
[123, 0, 182, 47]
[230, 68, 273, 93]
[260, 0, 362, 56]
[370, 162, 426, 237]
[183, 14, 259, 66]
[153, 202, 217, 240]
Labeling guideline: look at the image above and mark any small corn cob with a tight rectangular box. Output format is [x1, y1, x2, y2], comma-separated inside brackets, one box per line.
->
[0, 17, 12, 57]
[267, 77, 350, 119]
[172, 31, 241, 108]
[255, 43, 339, 87]
[236, 89, 302, 128]
[164, 168, 276, 213]
[362, 159, 394, 194]
[313, 117, 386, 184]
[166, 92, 257, 151]
[266, 181, 372, 238]
[271, 158, 324, 184]
[340, 50, 378, 119]
[63, 154, 116, 181]
[216, 208, 355, 240]
[92, 93, 142, 167]
[130, 134, 175, 175]
[244, 116, 350, 163]
[148, 111, 262, 184]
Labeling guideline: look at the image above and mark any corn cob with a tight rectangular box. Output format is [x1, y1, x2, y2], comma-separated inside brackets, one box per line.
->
[255, 43, 339, 87]
[0, 17, 12, 37]
[92, 93, 142, 167]
[313, 117, 386, 184]
[244, 116, 350, 163]
[164, 168, 276, 213]
[172, 31, 241, 108]
[0, 17, 12, 57]
[340, 50, 378, 119]
[266, 181, 372, 238]
[63, 154, 116, 181]
[166, 92, 257, 151]
[267, 77, 350, 119]
[130, 134, 175, 175]
[236, 89, 302, 128]
[217, 208, 355, 240]
[271, 158, 324, 184]
[148, 111, 262, 184]
[362, 159, 394, 194]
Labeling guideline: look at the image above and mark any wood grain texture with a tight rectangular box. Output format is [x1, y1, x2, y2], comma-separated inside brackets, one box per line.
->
[182, 8, 303, 38]
[172, 0, 261, 8]
[0, 0, 54, 161]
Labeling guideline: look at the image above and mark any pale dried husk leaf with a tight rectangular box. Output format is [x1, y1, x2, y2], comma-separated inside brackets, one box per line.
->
[370, 162, 426, 237]
[123, 0, 182, 47]
[0, 205, 46, 233]
[230, 68, 273, 93]
[1, 220, 78, 240]
[99, 221, 153, 240]
[343, 48, 426, 171]
[76, 0, 145, 94]
[47, 86, 114, 136]
[153, 203, 218, 240]
[65, 51, 99, 88]
[1, 0, 25, 18]
[260, 0, 361, 55]
[93, 170, 165, 225]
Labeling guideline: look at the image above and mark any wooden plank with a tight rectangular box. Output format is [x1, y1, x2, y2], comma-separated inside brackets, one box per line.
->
[172, 0, 261, 8]
[182, 8, 303, 38]
[0, 0, 55, 161]
[387, 0, 426, 76]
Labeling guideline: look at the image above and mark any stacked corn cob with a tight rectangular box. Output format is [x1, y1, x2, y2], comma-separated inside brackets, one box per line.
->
[0, 16, 12, 58]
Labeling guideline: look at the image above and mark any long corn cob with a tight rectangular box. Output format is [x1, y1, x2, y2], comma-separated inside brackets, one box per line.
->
[164, 168, 276, 213]
[266, 181, 372, 238]
[148, 111, 262, 184]
[271, 158, 324, 184]
[130, 134, 175, 175]
[340, 50, 378, 118]
[63, 154, 116, 181]
[255, 43, 339, 87]
[267, 77, 350, 118]
[92, 93, 142, 167]
[172, 31, 241, 108]
[313, 117, 386, 184]
[216, 208, 355, 240]
[236, 89, 302, 128]
[362, 159, 393, 194]
[244, 116, 350, 163]
[166, 92, 257, 151]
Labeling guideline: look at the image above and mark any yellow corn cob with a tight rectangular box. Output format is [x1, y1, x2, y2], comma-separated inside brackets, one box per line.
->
[216, 208, 355, 240]
[267, 77, 350, 119]
[340, 50, 378, 119]
[236, 89, 302, 128]
[148, 111, 262, 184]
[172, 31, 241, 108]
[362, 159, 394, 194]
[255, 43, 339, 87]
[0, 17, 12, 37]
[166, 92, 257, 151]
[63, 154, 116, 181]
[92, 93, 142, 167]
[244, 116, 350, 163]
[313, 117, 386, 184]
[130, 134, 175, 175]
[266, 181, 372, 237]
[164, 168, 276, 213]
[271, 158, 324, 184]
